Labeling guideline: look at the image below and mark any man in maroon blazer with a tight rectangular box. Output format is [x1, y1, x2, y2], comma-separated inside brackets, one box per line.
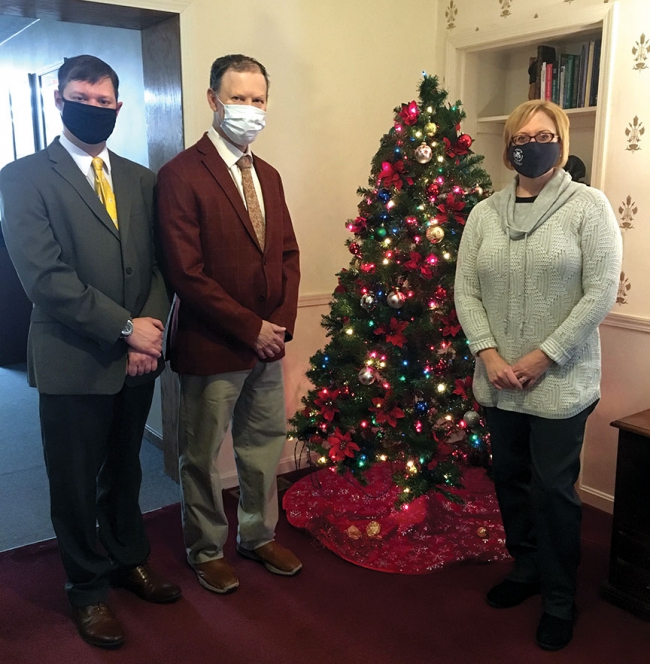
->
[157, 54, 301, 593]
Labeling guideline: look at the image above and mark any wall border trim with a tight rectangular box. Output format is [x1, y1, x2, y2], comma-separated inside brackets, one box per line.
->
[602, 311, 650, 333]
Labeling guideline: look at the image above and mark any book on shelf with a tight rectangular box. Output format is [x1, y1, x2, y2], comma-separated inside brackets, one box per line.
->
[584, 40, 596, 107]
[589, 38, 602, 107]
[534, 45, 556, 99]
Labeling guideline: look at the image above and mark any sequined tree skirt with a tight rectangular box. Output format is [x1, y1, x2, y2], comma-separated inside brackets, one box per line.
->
[283, 464, 510, 574]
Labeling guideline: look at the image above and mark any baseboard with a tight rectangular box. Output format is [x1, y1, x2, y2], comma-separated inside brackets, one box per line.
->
[579, 484, 614, 514]
[143, 424, 163, 451]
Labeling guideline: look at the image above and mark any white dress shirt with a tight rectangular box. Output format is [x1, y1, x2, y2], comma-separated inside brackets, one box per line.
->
[58, 132, 114, 192]
[207, 125, 266, 221]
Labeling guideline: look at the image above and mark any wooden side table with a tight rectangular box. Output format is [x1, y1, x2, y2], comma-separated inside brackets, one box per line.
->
[600, 409, 650, 620]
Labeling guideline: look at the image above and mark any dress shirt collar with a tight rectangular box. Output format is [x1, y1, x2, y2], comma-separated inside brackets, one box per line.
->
[207, 125, 252, 168]
[58, 132, 112, 176]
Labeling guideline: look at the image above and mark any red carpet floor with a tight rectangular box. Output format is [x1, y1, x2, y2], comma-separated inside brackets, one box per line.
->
[1, 482, 649, 663]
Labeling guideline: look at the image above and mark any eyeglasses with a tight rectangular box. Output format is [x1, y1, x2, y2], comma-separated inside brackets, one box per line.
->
[510, 131, 557, 146]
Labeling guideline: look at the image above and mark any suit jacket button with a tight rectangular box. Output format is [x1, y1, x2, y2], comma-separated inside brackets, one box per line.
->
[259, 295, 266, 302]
[126, 267, 133, 275]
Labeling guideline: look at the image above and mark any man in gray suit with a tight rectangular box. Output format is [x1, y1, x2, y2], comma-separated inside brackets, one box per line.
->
[0, 55, 181, 649]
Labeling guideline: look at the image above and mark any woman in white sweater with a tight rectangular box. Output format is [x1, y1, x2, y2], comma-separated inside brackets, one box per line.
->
[455, 100, 621, 651]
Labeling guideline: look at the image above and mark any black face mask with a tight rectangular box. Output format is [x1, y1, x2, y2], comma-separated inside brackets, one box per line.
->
[61, 99, 117, 145]
[507, 141, 561, 179]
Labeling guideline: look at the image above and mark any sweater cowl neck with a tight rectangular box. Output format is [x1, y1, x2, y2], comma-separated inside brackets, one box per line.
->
[488, 168, 584, 240]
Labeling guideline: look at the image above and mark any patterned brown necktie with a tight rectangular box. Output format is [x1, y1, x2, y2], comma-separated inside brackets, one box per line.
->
[236, 155, 265, 249]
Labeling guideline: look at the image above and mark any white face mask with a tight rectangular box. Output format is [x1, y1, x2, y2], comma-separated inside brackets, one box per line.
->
[216, 97, 266, 146]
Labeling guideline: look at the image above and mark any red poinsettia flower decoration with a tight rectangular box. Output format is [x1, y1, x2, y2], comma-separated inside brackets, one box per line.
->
[377, 160, 414, 190]
[398, 100, 420, 126]
[443, 136, 470, 159]
[313, 388, 341, 423]
[327, 428, 360, 462]
[374, 317, 409, 347]
[370, 397, 406, 428]
[440, 309, 462, 337]
[452, 376, 473, 400]
[403, 252, 433, 280]
[347, 216, 367, 234]
[435, 193, 467, 225]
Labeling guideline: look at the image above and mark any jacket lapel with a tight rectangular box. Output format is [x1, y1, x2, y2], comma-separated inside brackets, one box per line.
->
[197, 134, 263, 253]
[48, 138, 120, 241]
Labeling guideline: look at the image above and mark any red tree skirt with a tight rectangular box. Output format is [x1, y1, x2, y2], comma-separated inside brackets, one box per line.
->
[283, 464, 510, 574]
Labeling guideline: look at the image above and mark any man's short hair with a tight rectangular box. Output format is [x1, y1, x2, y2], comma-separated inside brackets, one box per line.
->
[209, 54, 269, 94]
[58, 55, 120, 99]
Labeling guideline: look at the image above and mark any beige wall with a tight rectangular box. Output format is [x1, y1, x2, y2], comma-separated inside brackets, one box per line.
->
[438, 0, 650, 512]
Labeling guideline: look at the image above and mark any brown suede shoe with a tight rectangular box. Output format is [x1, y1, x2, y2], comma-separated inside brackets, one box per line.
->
[71, 602, 125, 649]
[237, 541, 303, 576]
[112, 563, 182, 603]
[193, 558, 239, 594]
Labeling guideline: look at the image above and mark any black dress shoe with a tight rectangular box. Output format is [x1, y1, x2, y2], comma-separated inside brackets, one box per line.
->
[536, 605, 577, 651]
[486, 578, 541, 608]
[112, 563, 182, 603]
[71, 602, 124, 649]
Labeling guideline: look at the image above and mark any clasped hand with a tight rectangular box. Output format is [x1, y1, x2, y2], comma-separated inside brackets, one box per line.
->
[255, 320, 286, 359]
[479, 348, 552, 390]
[125, 317, 164, 376]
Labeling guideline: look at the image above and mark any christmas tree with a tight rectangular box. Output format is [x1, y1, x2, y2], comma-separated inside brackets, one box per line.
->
[290, 74, 493, 506]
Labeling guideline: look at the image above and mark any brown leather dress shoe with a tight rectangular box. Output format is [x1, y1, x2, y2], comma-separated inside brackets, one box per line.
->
[112, 563, 182, 603]
[71, 602, 124, 649]
[193, 558, 239, 594]
[237, 541, 302, 576]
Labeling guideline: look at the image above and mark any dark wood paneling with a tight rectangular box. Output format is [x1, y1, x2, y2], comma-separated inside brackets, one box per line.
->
[141, 14, 183, 481]
[0, 0, 174, 31]
[141, 14, 183, 173]
[0, 247, 32, 366]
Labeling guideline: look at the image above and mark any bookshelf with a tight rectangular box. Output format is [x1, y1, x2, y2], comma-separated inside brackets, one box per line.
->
[445, 4, 618, 192]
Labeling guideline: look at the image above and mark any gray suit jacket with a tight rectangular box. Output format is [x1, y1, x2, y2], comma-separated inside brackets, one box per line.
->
[0, 137, 170, 395]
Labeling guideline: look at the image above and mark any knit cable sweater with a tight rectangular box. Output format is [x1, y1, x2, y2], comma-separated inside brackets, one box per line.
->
[454, 169, 622, 419]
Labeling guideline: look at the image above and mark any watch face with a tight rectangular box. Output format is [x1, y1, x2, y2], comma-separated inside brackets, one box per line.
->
[122, 319, 134, 337]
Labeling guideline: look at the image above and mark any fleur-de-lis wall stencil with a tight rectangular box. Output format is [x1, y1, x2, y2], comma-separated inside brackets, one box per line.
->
[499, 0, 512, 18]
[632, 34, 648, 70]
[618, 195, 638, 231]
[625, 116, 645, 151]
[446, 1, 458, 30]
[617, 272, 632, 305]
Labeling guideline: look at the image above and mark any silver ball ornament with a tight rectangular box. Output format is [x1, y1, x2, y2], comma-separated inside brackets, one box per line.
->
[463, 410, 481, 429]
[358, 367, 376, 385]
[387, 291, 406, 309]
[414, 142, 433, 164]
[360, 293, 377, 311]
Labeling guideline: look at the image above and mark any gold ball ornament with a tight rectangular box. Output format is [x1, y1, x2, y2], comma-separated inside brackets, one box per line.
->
[426, 225, 445, 244]
[476, 526, 489, 539]
[424, 122, 438, 137]
[346, 525, 362, 540]
[366, 521, 382, 538]
[414, 142, 433, 164]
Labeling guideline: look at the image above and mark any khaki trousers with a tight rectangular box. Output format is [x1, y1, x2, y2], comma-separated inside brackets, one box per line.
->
[179, 361, 286, 565]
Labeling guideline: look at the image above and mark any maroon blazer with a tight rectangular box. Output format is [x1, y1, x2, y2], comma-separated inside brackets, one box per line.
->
[156, 134, 300, 375]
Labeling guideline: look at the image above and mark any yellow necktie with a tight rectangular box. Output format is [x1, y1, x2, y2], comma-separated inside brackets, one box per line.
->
[92, 157, 118, 229]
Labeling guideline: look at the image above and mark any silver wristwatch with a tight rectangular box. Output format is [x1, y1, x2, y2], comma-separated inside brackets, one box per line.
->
[121, 318, 134, 338]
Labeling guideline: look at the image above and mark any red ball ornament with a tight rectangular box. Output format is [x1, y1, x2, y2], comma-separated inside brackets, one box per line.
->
[349, 242, 361, 256]
[457, 133, 473, 150]
[427, 182, 440, 197]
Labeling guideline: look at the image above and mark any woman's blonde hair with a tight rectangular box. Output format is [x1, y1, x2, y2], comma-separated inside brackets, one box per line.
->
[502, 100, 570, 170]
